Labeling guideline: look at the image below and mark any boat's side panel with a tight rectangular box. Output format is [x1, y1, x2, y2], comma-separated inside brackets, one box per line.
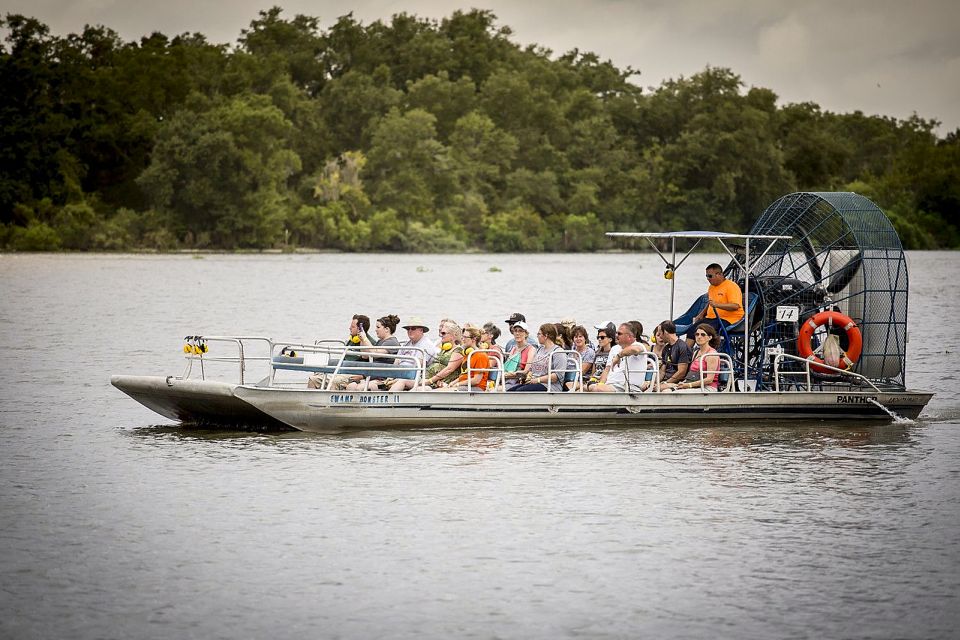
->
[111, 375, 290, 429]
[232, 387, 934, 432]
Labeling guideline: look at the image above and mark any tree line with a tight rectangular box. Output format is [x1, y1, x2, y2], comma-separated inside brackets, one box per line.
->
[1, 8, 957, 252]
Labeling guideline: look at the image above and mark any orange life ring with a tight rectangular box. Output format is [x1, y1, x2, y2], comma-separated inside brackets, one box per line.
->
[797, 311, 862, 373]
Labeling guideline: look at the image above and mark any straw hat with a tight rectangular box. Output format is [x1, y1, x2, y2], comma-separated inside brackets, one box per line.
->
[402, 316, 430, 331]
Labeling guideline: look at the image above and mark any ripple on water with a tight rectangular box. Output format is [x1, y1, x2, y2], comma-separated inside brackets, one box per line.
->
[1, 252, 959, 639]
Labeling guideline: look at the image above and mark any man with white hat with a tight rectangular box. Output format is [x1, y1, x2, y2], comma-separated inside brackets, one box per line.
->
[388, 317, 438, 391]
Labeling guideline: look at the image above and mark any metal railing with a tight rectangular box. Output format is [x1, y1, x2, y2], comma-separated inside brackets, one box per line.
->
[693, 351, 735, 392]
[269, 342, 430, 391]
[545, 349, 583, 392]
[773, 352, 881, 392]
[462, 348, 506, 391]
[620, 351, 660, 392]
[181, 336, 274, 384]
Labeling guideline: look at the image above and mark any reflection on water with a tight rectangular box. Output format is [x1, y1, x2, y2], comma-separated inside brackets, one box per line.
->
[127, 421, 917, 451]
[2, 252, 959, 639]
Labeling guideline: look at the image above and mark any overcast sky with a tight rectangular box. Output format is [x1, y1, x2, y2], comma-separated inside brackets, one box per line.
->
[6, 0, 960, 134]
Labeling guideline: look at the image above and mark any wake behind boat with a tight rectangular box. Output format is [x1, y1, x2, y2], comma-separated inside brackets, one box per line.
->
[112, 192, 933, 432]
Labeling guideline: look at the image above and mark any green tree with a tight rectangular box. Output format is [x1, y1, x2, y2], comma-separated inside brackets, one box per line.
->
[365, 108, 453, 221]
[137, 93, 300, 247]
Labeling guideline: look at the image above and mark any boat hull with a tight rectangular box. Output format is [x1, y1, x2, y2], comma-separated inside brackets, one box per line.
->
[112, 376, 933, 433]
[110, 375, 290, 429]
[232, 386, 934, 433]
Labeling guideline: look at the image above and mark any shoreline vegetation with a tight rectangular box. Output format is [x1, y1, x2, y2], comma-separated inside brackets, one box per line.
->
[2, 8, 958, 253]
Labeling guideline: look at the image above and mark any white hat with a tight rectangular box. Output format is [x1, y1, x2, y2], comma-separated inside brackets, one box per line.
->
[560, 317, 576, 327]
[512, 320, 530, 333]
[593, 321, 616, 333]
[402, 316, 430, 331]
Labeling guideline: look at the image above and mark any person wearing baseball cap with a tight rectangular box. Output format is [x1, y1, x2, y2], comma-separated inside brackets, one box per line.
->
[503, 312, 526, 352]
[593, 320, 616, 334]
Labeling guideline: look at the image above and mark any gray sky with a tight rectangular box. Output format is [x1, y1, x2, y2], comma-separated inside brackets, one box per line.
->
[6, 0, 960, 134]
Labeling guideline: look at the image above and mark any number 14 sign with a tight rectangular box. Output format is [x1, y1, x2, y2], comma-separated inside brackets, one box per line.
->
[776, 306, 800, 322]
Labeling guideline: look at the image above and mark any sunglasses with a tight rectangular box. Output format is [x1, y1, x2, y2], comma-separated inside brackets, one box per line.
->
[695, 331, 709, 337]
[706, 273, 719, 279]
[596, 335, 608, 340]
[439, 331, 448, 336]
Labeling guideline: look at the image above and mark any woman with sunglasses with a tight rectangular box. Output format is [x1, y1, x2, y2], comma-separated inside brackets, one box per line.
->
[662, 323, 721, 392]
[583, 325, 615, 391]
[416, 321, 465, 389]
[480, 322, 504, 362]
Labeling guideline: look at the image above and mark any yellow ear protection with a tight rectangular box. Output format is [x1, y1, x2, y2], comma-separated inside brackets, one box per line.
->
[349, 335, 361, 344]
[664, 262, 675, 280]
[463, 346, 475, 357]
[439, 342, 453, 352]
[183, 336, 208, 355]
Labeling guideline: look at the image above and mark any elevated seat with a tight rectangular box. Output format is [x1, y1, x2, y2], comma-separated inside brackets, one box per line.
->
[718, 292, 761, 340]
[717, 292, 761, 367]
[673, 294, 709, 337]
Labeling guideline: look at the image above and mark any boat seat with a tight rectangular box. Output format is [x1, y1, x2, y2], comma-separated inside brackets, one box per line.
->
[673, 294, 709, 336]
[718, 292, 761, 339]
[271, 356, 418, 379]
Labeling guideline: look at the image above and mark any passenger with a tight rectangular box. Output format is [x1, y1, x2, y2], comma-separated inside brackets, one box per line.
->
[553, 322, 572, 350]
[502, 312, 527, 352]
[308, 313, 372, 390]
[587, 321, 650, 393]
[436, 327, 491, 391]
[650, 322, 666, 360]
[415, 321, 465, 389]
[346, 314, 401, 391]
[435, 317, 456, 348]
[387, 317, 438, 392]
[502, 321, 537, 390]
[664, 323, 721, 392]
[552, 322, 578, 391]
[584, 324, 615, 389]
[507, 323, 567, 392]
[565, 325, 596, 391]
[655, 320, 693, 391]
[480, 322, 504, 362]
[686, 263, 743, 347]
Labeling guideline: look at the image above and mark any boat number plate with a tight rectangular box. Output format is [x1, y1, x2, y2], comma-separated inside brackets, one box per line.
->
[776, 306, 800, 322]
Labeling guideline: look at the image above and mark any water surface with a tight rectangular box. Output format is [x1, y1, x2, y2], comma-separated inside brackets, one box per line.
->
[1, 252, 958, 639]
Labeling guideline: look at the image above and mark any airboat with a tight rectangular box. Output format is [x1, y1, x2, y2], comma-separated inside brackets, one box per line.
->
[112, 192, 932, 432]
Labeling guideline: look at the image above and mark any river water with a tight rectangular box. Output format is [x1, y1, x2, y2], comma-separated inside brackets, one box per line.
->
[1, 251, 958, 639]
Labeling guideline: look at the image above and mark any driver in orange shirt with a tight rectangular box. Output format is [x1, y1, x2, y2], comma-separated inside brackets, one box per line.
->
[686, 263, 744, 347]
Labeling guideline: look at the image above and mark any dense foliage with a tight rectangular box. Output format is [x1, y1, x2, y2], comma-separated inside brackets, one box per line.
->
[2, 8, 957, 251]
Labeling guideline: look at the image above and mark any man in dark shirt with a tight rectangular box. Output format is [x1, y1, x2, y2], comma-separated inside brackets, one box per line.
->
[659, 320, 693, 387]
